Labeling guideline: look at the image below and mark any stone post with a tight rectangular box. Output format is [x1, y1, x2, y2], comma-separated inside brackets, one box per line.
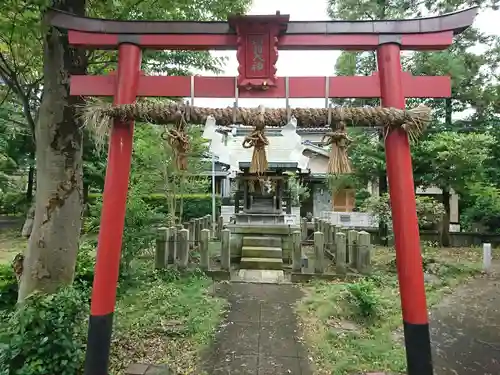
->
[167, 226, 177, 264]
[200, 229, 210, 271]
[177, 228, 189, 270]
[328, 223, 336, 254]
[357, 231, 372, 274]
[314, 231, 325, 274]
[221, 229, 231, 271]
[292, 230, 302, 273]
[324, 223, 332, 252]
[155, 227, 167, 269]
[301, 217, 308, 241]
[335, 232, 347, 274]
[194, 218, 201, 246]
[314, 217, 320, 232]
[217, 215, 224, 240]
[347, 230, 359, 268]
[188, 220, 195, 249]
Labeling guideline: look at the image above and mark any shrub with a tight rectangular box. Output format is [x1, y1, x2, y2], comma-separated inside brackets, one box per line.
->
[0, 264, 18, 311]
[461, 183, 500, 233]
[361, 193, 445, 230]
[0, 287, 89, 375]
[345, 279, 382, 319]
[121, 190, 164, 274]
[87, 193, 221, 222]
[0, 192, 28, 215]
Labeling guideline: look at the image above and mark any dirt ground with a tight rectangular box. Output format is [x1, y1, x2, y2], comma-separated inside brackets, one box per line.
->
[431, 263, 500, 375]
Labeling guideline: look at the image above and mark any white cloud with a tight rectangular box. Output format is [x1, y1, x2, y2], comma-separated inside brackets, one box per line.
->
[193, 1, 499, 109]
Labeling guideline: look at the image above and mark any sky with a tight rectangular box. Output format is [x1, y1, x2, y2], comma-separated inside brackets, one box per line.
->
[194, 0, 500, 110]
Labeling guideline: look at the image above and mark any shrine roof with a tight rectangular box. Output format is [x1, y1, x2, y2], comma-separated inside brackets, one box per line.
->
[239, 162, 299, 170]
[48, 7, 477, 36]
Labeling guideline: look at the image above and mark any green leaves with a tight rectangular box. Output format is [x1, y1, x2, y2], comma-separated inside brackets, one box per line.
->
[413, 131, 494, 192]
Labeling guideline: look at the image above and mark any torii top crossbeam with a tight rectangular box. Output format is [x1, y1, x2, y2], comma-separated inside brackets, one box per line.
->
[48, 7, 476, 50]
[47, 7, 478, 100]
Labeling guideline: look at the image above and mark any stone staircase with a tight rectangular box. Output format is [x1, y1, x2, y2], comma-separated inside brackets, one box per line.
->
[240, 236, 283, 270]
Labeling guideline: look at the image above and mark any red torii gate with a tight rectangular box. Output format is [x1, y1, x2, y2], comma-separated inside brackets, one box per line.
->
[47, 7, 478, 375]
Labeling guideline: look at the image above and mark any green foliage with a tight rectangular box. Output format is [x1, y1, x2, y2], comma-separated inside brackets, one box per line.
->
[354, 189, 371, 212]
[0, 287, 88, 375]
[287, 173, 310, 206]
[87, 188, 164, 274]
[345, 280, 382, 319]
[0, 265, 17, 311]
[361, 193, 446, 231]
[461, 183, 500, 233]
[413, 132, 494, 193]
[87, 193, 220, 223]
[146, 193, 220, 221]
[0, 192, 28, 215]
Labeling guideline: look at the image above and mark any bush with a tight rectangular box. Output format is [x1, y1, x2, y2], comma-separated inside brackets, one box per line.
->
[461, 183, 500, 233]
[0, 265, 17, 311]
[0, 192, 28, 215]
[74, 242, 96, 288]
[87, 190, 163, 275]
[361, 193, 445, 231]
[0, 287, 89, 375]
[87, 193, 220, 222]
[345, 279, 382, 319]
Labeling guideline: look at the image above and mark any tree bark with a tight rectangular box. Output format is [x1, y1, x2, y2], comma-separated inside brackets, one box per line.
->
[440, 187, 451, 247]
[26, 163, 35, 202]
[18, 0, 87, 301]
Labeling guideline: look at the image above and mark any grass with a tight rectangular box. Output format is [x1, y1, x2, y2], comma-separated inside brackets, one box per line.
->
[0, 229, 227, 375]
[0, 229, 25, 265]
[296, 243, 494, 375]
[109, 266, 227, 375]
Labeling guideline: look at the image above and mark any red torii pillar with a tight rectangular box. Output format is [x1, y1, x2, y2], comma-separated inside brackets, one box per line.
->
[47, 7, 478, 375]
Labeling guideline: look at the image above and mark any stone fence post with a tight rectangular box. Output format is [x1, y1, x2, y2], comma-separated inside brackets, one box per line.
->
[177, 228, 189, 270]
[347, 230, 358, 268]
[221, 229, 231, 271]
[292, 230, 302, 272]
[335, 232, 347, 274]
[155, 227, 167, 269]
[357, 231, 372, 274]
[300, 218, 308, 241]
[314, 231, 325, 274]
[200, 229, 210, 271]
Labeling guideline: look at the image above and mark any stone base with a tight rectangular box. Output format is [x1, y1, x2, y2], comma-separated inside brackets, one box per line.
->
[235, 269, 287, 283]
[227, 223, 299, 263]
[235, 213, 285, 225]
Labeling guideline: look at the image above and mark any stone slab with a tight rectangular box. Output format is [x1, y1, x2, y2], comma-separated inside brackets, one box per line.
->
[240, 257, 283, 270]
[243, 236, 282, 248]
[241, 246, 283, 259]
[236, 269, 286, 284]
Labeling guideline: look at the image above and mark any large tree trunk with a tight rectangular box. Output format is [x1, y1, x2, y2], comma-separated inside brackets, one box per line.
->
[440, 187, 451, 247]
[26, 162, 35, 202]
[18, 0, 87, 301]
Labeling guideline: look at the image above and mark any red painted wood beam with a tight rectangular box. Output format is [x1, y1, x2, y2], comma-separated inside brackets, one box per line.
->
[68, 30, 453, 51]
[70, 73, 450, 98]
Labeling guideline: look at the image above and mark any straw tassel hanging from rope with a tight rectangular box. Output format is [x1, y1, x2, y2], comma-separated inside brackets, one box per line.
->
[242, 105, 268, 175]
[161, 109, 190, 170]
[322, 115, 352, 175]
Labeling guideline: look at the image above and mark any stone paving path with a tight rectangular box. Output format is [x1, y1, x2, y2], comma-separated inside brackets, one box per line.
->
[431, 266, 500, 375]
[201, 283, 312, 375]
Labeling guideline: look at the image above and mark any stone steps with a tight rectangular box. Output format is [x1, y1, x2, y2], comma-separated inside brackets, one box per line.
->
[242, 246, 282, 259]
[240, 257, 283, 270]
[243, 236, 281, 248]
